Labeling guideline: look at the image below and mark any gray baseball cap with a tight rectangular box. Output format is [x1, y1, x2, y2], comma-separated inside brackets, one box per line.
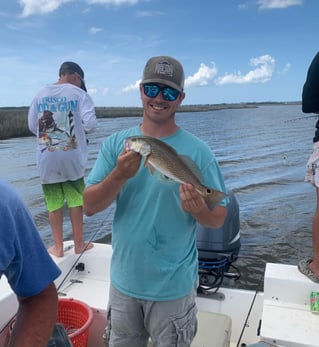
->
[142, 56, 184, 92]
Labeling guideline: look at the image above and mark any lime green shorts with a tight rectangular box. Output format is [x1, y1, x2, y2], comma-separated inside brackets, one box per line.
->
[42, 178, 85, 212]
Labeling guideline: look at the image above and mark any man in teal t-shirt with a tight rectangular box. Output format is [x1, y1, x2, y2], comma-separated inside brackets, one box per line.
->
[84, 56, 228, 347]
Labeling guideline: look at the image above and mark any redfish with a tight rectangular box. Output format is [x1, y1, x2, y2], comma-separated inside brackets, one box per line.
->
[124, 135, 227, 209]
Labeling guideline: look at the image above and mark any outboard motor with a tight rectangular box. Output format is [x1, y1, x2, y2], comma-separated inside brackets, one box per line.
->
[196, 190, 241, 293]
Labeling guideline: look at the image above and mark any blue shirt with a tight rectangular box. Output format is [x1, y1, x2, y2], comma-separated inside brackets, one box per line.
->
[0, 180, 61, 297]
[87, 126, 227, 301]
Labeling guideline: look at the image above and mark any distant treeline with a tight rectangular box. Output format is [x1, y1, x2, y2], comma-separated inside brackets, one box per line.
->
[0, 102, 300, 140]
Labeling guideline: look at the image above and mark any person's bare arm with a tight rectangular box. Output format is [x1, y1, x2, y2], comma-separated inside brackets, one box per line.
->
[84, 150, 142, 216]
[8, 283, 58, 347]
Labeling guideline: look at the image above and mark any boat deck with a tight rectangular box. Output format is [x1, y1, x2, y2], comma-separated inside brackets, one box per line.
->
[2, 241, 319, 346]
[54, 242, 319, 346]
[54, 242, 262, 346]
[261, 263, 319, 346]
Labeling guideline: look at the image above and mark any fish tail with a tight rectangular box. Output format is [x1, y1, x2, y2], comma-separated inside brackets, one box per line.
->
[204, 190, 228, 210]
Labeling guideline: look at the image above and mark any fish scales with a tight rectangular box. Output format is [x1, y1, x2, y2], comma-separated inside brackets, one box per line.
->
[147, 140, 197, 182]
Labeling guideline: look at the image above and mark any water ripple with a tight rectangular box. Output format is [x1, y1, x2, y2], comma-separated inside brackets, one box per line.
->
[1, 105, 315, 291]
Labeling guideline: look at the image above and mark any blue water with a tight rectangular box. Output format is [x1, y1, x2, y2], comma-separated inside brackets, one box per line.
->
[0, 105, 316, 290]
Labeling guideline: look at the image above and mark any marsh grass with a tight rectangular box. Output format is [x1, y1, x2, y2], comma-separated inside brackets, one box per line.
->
[0, 107, 144, 140]
[0, 102, 298, 140]
[0, 108, 33, 140]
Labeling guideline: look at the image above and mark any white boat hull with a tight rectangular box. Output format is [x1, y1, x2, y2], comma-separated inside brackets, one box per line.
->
[1, 241, 319, 347]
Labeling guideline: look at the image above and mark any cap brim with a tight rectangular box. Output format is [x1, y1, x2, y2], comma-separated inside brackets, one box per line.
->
[80, 80, 87, 92]
[142, 78, 183, 92]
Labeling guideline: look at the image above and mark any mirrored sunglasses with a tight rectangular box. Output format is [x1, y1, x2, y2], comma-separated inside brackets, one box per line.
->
[143, 84, 180, 101]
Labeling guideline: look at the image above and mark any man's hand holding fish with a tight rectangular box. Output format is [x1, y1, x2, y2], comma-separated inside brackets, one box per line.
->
[179, 183, 225, 228]
[116, 147, 142, 180]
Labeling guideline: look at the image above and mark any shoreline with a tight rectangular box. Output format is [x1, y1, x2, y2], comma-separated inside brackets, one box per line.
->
[0, 101, 301, 140]
[0, 101, 301, 117]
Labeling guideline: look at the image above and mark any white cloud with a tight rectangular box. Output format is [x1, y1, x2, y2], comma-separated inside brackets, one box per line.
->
[89, 26, 103, 34]
[102, 87, 112, 95]
[87, 87, 98, 94]
[278, 63, 291, 74]
[123, 63, 219, 92]
[19, 0, 74, 17]
[215, 54, 275, 85]
[19, 0, 139, 16]
[123, 79, 141, 92]
[6, 23, 19, 31]
[257, 0, 303, 10]
[184, 63, 218, 88]
[136, 10, 163, 17]
[122, 56, 275, 93]
[86, 0, 138, 5]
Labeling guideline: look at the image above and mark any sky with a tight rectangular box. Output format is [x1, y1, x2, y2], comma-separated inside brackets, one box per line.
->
[1, 0, 319, 107]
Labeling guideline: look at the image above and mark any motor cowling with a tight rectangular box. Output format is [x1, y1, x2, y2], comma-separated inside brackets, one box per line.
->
[196, 190, 241, 292]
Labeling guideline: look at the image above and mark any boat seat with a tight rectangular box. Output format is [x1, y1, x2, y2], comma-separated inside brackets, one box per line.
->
[147, 311, 231, 347]
[192, 311, 232, 347]
[261, 263, 319, 346]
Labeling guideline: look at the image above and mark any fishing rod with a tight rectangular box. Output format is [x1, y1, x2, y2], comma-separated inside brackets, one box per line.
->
[235, 267, 264, 347]
[0, 205, 115, 338]
[57, 204, 114, 292]
[285, 114, 319, 123]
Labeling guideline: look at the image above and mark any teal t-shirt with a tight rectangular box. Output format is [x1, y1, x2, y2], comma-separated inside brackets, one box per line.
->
[87, 126, 227, 301]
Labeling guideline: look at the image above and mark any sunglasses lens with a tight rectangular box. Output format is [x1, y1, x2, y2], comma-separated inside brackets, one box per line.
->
[143, 84, 179, 101]
[162, 87, 179, 101]
[144, 84, 160, 98]
[143, 84, 180, 101]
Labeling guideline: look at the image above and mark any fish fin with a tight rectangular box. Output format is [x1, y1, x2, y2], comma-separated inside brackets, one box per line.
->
[179, 155, 204, 181]
[204, 189, 228, 210]
[143, 156, 149, 168]
[146, 161, 156, 175]
[144, 155, 153, 171]
[148, 164, 156, 175]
